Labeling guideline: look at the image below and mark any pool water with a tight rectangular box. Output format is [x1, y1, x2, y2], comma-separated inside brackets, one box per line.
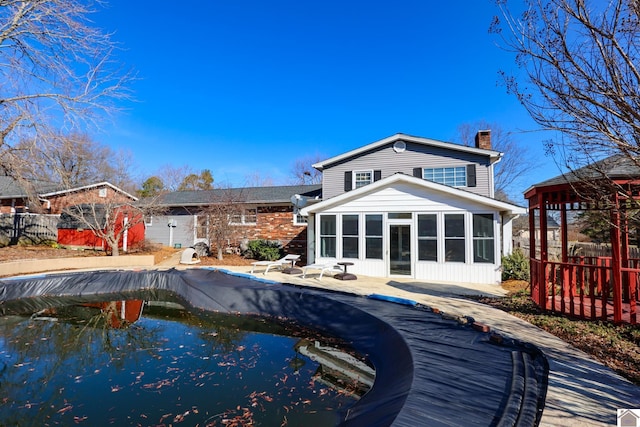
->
[0, 294, 374, 426]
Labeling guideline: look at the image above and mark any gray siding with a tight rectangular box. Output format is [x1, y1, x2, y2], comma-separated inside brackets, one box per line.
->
[145, 214, 195, 248]
[322, 141, 492, 199]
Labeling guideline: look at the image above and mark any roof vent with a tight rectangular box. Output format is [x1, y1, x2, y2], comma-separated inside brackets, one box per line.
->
[393, 141, 406, 153]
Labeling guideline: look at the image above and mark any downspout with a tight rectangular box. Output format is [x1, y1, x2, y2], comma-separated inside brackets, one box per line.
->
[307, 214, 315, 264]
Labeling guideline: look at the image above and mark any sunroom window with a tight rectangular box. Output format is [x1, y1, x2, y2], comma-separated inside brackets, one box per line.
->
[444, 214, 465, 262]
[365, 214, 383, 259]
[473, 213, 495, 263]
[342, 215, 359, 258]
[417, 214, 437, 261]
[319, 215, 336, 257]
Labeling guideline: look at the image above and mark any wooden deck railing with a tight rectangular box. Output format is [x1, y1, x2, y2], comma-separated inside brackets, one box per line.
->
[530, 257, 639, 324]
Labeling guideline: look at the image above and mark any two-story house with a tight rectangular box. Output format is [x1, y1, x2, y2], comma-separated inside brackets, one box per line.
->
[300, 132, 525, 285]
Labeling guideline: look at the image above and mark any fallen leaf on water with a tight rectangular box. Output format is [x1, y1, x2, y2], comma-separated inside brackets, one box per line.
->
[57, 404, 73, 414]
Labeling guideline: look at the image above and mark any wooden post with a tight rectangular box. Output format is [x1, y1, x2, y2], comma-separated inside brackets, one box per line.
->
[540, 195, 550, 310]
[561, 203, 568, 263]
[610, 194, 623, 323]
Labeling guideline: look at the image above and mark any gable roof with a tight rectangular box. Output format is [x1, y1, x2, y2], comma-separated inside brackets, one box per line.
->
[513, 214, 560, 231]
[0, 177, 137, 201]
[0, 176, 63, 198]
[41, 181, 138, 201]
[300, 173, 525, 215]
[312, 133, 503, 171]
[155, 184, 322, 207]
[528, 154, 640, 190]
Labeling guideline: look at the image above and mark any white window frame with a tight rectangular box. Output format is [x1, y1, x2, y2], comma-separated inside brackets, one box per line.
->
[472, 213, 495, 264]
[98, 187, 108, 198]
[341, 214, 359, 259]
[319, 214, 337, 258]
[144, 215, 153, 226]
[422, 166, 467, 187]
[353, 170, 373, 189]
[444, 213, 466, 262]
[293, 212, 308, 226]
[229, 207, 258, 225]
[365, 214, 383, 260]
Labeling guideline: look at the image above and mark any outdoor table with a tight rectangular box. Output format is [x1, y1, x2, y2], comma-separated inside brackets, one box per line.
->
[282, 257, 302, 275]
[334, 261, 357, 280]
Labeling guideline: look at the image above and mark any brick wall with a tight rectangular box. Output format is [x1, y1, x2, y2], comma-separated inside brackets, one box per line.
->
[232, 206, 309, 260]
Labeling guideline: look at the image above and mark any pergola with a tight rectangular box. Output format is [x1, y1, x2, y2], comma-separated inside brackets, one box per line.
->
[524, 155, 639, 324]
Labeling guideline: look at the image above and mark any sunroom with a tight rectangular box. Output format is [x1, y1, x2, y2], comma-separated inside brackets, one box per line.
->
[301, 174, 525, 285]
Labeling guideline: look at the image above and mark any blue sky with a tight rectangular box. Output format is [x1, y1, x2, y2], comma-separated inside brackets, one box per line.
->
[93, 1, 556, 199]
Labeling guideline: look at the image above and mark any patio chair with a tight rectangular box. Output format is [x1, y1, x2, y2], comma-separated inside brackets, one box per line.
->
[301, 263, 344, 279]
[250, 254, 300, 274]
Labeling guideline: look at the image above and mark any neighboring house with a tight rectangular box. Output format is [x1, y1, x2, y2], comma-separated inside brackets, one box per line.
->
[146, 184, 322, 254]
[300, 132, 526, 285]
[513, 215, 561, 241]
[0, 176, 137, 214]
[0, 177, 138, 246]
[57, 204, 146, 251]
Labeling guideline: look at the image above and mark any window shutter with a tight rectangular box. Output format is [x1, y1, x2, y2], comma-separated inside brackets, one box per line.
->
[374, 170, 382, 182]
[467, 164, 477, 187]
[344, 171, 352, 192]
[413, 167, 422, 178]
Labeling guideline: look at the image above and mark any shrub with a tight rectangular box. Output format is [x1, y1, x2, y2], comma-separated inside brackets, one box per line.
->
[243, 240, 283, 261]
[502, 248, 530, 281]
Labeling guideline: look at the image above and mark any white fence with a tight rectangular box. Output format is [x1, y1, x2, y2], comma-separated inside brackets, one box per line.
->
[0, 213, 59, 245]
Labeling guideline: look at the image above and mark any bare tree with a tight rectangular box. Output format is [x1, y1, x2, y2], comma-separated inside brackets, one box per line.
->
[289, 154, 324, 185]
[244, 171, 274, 187]
[154, 164, 194, 191]
[492, 0, 640, 202]
[60, 193, 166, 256]
[197, 188, 248, 260]
[0, 1, 132, 186]
[455, 121, 536, 202]
[14, 132, 134, 190]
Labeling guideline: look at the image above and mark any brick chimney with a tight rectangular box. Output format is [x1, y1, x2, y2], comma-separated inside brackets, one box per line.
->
[475, 130, 491, 150]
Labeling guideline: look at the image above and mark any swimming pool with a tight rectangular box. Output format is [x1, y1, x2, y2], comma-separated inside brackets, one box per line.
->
[0, 268, 548, 426]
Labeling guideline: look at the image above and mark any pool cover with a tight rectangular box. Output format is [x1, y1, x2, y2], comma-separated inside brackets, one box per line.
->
[0, 268, 548, 427]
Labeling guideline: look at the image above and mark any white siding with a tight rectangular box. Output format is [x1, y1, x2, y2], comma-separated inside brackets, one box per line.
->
[324, 184, 494, 214]
[310, 182, 504, 285]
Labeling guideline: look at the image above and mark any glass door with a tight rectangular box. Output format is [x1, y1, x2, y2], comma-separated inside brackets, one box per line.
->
[389, 224, 411, 275]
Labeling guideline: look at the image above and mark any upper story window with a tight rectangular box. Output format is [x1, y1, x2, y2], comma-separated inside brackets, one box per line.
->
[423, 166, 467, 187]
[344, 170, 381, 192]
[354, 170, 373, 189]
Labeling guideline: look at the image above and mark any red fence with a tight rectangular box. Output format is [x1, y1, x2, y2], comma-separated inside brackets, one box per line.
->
[530, 257, 639, 324]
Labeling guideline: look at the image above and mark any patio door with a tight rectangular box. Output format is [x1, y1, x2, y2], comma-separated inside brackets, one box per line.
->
[389, 224, 412, 276]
